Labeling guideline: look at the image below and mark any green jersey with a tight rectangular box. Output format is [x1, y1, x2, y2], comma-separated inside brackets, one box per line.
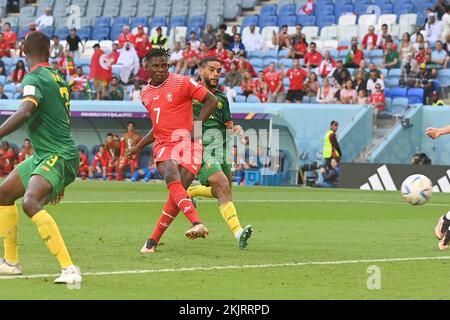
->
[193, 88, 232, 146]
[21, 65, 78, 161]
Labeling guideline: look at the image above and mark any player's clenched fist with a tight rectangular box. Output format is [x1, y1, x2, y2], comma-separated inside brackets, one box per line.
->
[426, 127, 441, 140]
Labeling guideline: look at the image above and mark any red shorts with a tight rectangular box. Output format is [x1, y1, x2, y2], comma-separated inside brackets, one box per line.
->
[79, 164, 89, 173]
[153, 140, 203, 175]
[119, 157, 139, 169]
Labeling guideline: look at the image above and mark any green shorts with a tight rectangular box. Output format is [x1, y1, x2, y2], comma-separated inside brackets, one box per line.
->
[197, 143, 232, 186]
[17, 154, 79, 200]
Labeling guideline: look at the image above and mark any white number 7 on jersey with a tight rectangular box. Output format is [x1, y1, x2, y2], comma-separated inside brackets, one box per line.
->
[154, 107, 161, 124]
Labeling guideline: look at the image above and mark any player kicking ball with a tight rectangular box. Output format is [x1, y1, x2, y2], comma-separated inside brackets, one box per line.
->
[128, 48, 218, 253]
[0, 32, 81, 284]
[188, 57, 253, 249]
[427, 125, 450, 250]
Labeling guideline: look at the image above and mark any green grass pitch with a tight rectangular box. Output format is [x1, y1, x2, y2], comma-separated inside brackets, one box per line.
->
[2, 180, 450, 300]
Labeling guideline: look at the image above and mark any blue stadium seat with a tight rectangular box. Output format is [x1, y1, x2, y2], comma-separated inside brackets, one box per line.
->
[278, 49, 290, 57]
[40, 27, 54, 38]
[259, 15, 278, 28]
[283, 77, 290, 87]
[279, 4, 296, 15]
[0, 75, 6, 85]
[335, 0, 353, 6]
[390, 87, 408, 99]
[242, 15, 259, 28]
[4, 83, 17, 92]
[262, 50, 278, 59]
[170, 16, 187, 29]
[247, 95, 260, 103]
[317, 15, 335, 29]
[278, 15, 296, 27]
[279, 58, 293, 68]
[437, 69, 450, 87]
[407, 88, 424, 104]
[91, 27, 109, 41]
[263, 57, 278, 66]
[354, 3, 370, 15]
[235, 95, 247, 103]
[112, 16, 129, 28]
[303, 96, 311, 103]
[109, 26, 122, 41]
[369, 49, 384, 59]
[388, 68, 401, 78]
[335, 4, 354, 17]
[131, 17, 149, 29]
[4, 91, 13, 99]
[93, 17, 111, 28]
[56, 27, 70, 40]
[393, 4, 414, 15]
[151, 16, 168, 29]
[77, 27, 92, 40]
[249, 58, 263, 68]
[380, 3, 393, 14]
[391, 97, 409, 115]
[247, 50, 264, 59]
[319, 4, 334, 16]
[297, 15, 316, 26]
[261, 4, 277, 16]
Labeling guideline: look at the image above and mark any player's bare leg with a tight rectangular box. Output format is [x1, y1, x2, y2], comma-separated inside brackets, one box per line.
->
[22, 175, 81, 284]
[0, 169, 25, 275]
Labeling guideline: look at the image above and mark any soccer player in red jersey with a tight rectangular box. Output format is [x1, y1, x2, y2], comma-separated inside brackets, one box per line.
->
[118, 121, 142, 180]
[105, 133, 121, 181]
[78, 149, 89, 180]
[285, 59, 308, 103]
[0, 142, 16, 176]
[89, 145, 109, 180]
[127, 48, 218, 253]
[17, 138, 33, 165]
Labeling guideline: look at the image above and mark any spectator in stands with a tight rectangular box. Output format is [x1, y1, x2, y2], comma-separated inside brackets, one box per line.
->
[213, 41, 228, 61]
[368, 62, 385, 80]
[69, 66, 89, 100]
[49, 35, 63, 63]
[430, 90, 446, 106]
[202, 24, 217, 51]
[265, 62, 285, 103]
[442, 6, 450, 40]
[304, 71, 320, 97]
[274, 25, 291, 52]
[304, 42, 323, 69]
[376, 24, 389, 49]
[189, 31, 201, 52]
[3, 22, 16, 53]
[224, 62, 243, 89]
[362, 25, 378, 50]
[35, 6, 54, 30]
[197, 42, 211, 62]
[399, 62, 417, 88]
[223, 50, 239, 72]
[412, 32, 430, 54]
[416, 63, 437, 103]
[169, 41, 184, 74]
[434, 0, 447, 19]
[370, 82, 385, 116]
[0, 85, 8, 99]
[431, 40, 449, 68]
[316, 158, 340, 188]
[134, 25, 146, 44]
[237, 55, 257, 77]
[8, 59, 27, 84]
[241, 70, 255, 97]
[285, 58, 307, 103]
[0, 141, 16, 177]
[181, 41, 198, 76]
[380, 40, 399, 69]
[0, 33, 11, 58]
[0, 59, 6, 76]
[117, 42, 140, 84]
[317, 78, 336, 104]
[108, 42, 120, 65]
[242, 24, 264, 52]
[352, 59, 369, 80]
[443, 33, 450, 55]
[57, 49, 75, 80]
[332, 59, 350, 85]
[299, 0, 314, 15]
[24, 23, 37, 40]
[17, 138, 33, 165]
[340, 79, 357, 104]
[90, 44, 111, 100]
[104, 76, 124, 100]
[354, 70, 367, 93]
[132, 61, 149, 84]
[118, 25, 135, 48]
[151, 26, 167, 49]
[66, 28, 84, 57]
[288, 33, 308, 59]
[415, 45, 427, 67]
[135, 34, 152, 62]
[425, 12, 443, 43]
[366, 70, 385, 94]
[230, 33, 246, 57]
[130, 80, 141, 102]
[290, 24, 306, 46]
[253, 71, 269, 103]
[344, 37, 364, 68]
[357, 89, 369, 105]
[318, 50, 336, 78]
[216, 24, 231, 49]
[399, 33, 414, 66]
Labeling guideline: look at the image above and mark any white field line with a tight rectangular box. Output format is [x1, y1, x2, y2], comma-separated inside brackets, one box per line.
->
[1, 255, 450, 280]
[41, 199, 450, 207]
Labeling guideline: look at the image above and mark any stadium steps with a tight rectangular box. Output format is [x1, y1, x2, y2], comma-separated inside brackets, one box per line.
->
[355, 118, 398, 163]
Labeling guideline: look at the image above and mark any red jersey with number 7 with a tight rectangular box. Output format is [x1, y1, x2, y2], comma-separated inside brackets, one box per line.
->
[141, 73, 209, 143]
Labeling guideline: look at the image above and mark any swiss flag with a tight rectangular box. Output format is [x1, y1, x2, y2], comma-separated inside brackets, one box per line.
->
[89, 49, 112, 81]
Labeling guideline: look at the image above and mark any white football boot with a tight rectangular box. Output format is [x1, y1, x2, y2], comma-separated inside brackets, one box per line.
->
[0, 258, 23, 275]
[54, 265, 82, 284]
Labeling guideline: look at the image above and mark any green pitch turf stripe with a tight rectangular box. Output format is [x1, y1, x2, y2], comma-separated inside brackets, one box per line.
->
[2, 255, 450, 280]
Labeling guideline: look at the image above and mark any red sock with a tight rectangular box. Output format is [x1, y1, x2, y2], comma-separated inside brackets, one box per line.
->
[167, 180, 201, 225]
[149, 197, 180, 243]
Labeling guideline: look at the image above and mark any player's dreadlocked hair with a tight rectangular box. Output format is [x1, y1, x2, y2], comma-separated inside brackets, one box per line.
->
[143, 47, 171, 64]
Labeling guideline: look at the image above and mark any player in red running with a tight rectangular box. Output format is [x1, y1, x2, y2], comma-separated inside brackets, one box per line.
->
[89, 144, 109, 180]
[127, 48, 218, 253]
[118, 121, 142, 180]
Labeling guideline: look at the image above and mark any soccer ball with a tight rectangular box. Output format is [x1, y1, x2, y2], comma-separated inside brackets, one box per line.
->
[401, 174, 433, 205]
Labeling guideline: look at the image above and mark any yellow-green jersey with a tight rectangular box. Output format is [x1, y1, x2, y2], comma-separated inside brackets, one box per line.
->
[21, 63, 78, 161]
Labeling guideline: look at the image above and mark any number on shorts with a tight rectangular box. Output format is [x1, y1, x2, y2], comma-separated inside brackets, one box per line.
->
[46, 155, 59, 167]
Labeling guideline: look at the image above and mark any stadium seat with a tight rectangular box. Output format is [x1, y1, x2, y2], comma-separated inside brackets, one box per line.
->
[247, 95, 260, 103]
[261, 4, 278, 16]
[317, 16, 335, 29]
[112, 16, 129, 28]
[249, 58, 263, 68]
[379, 3, 393, 14]
[390, 87, 408, 99]
[77, 27, 92, 40]
[92, 27, 110, 41]
[390, 97, 409, 115]
[242, 15, 259, 28]
[259, 16, 278, 28]
[235, 95, 246, 103]
[170, 16, 187, 29]
[278, 15, 296, 27]
[297, 15, 316, 27]
[262, 50, 278, 59]
[131, 17, 149, 29]
[56, 27, 70, 40]
[338, 25, 358, 42]
[279, 4, 296, 15]
[151, 16, 168, 29]
[338, 14, 357, 26]
[358, 14, 377, 27]
[4, 83, 17, 93]
[407, 88, 424, 104]
[93, 17, 111, 28]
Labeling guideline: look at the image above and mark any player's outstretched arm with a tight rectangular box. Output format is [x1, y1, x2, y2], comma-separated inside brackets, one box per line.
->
[127, 129, 155, 159]
[0, 101, 35, 138]
[426, 125, 450, 140]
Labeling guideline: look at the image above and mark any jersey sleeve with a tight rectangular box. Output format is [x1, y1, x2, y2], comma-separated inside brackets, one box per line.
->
[21, 74, 44, 107]
[183, 76, 208, 102]
[221, 94, 233, 126]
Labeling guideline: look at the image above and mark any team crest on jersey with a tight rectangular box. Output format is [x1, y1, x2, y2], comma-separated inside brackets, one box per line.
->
[167, 93, 173, 102]
[217, 101, 223, 109]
